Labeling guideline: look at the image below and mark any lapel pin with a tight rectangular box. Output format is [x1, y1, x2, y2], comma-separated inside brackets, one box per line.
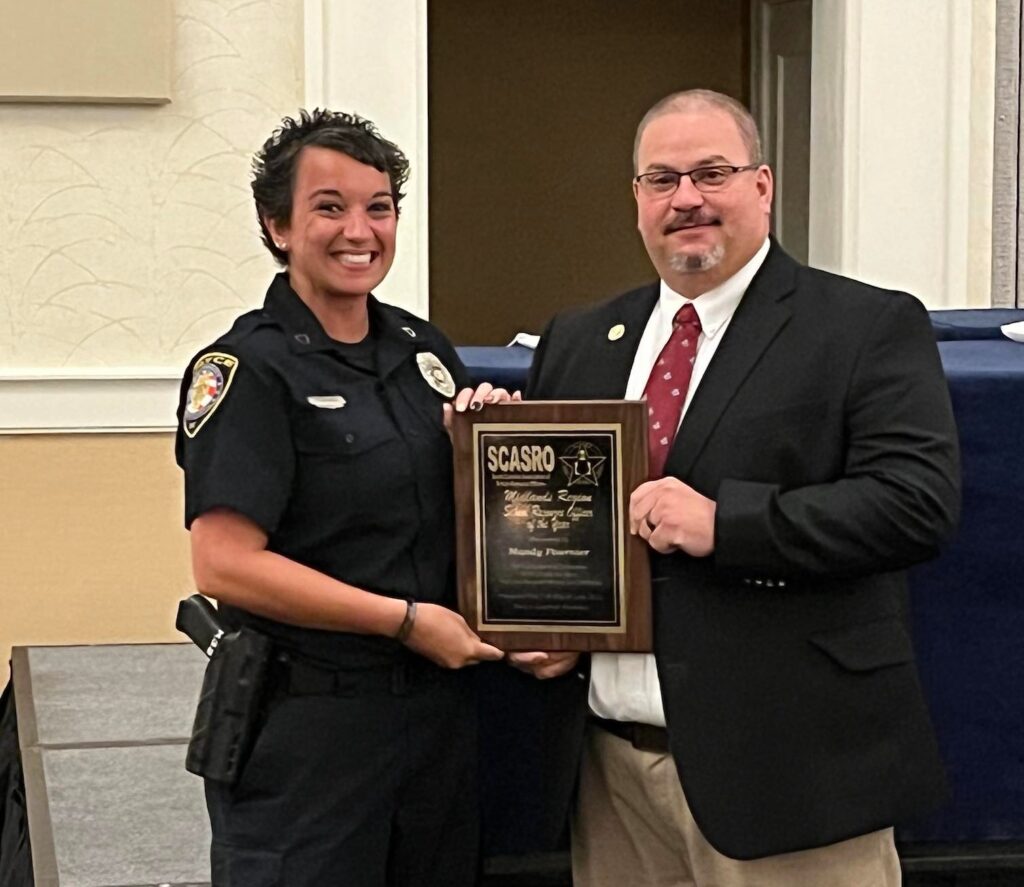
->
[608, 324, 625, 341]
[402, 326, 417, 338]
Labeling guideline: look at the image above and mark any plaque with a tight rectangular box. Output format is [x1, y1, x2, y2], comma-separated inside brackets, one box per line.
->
[452, 400, 651, 652]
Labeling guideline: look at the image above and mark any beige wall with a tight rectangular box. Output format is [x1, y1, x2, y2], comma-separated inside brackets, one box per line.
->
[0, 0, 302, 683]
[1, 434, 190, 682]
[0, 0, 172, 104]
[0, 0, 302, 371]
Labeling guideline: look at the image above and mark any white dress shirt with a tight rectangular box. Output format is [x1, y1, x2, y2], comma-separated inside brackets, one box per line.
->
[588, 237, 771, 725]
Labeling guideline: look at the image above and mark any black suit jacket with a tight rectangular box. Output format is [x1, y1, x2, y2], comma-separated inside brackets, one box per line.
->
[524, 243, 960, 859]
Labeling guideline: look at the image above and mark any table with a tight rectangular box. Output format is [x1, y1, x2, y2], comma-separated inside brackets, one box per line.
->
[899, 341, 1024, 848]
[457, 345, 535, 390]
[929, 308, 1024, 341]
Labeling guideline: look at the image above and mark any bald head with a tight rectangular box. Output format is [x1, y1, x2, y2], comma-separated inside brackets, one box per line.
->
[632, 89, 763, 173]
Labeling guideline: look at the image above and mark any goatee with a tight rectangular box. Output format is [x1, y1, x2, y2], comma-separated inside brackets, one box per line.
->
[668, 243, 725, 274]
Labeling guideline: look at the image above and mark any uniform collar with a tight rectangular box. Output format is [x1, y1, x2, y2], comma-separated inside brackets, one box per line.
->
[263, 272, 420, 377]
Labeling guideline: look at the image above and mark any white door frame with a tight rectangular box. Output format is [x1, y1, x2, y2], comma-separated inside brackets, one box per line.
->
[304, 0, 431, 319]
[808, 0, 996, 308]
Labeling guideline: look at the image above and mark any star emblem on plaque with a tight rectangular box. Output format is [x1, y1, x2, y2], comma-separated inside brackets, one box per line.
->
[558, 441, 607, 487]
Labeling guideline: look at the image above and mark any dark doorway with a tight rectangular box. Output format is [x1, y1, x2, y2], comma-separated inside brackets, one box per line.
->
[428, 1, 751, 345]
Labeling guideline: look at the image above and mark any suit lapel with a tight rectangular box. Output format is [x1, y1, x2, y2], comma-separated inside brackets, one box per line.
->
[665, 244, 799, 479]
[589, 283, 660, 396]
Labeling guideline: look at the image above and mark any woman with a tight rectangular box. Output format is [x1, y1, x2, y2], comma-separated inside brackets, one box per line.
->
[175, 109, 510, 886]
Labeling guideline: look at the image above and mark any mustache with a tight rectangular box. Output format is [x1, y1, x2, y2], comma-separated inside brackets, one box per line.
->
[664, 211, 719, 232]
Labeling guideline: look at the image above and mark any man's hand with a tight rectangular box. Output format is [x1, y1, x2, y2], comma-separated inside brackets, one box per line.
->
[629, 477, 716, 556]
[507, 651, 580, 679]
[403, 603, 504, 668]
[443, 383, 522, 431]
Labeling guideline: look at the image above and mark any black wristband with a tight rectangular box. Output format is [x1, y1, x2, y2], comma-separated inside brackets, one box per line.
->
[394, 598, 417, 643]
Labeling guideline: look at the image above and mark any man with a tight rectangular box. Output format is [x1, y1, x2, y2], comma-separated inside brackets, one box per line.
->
[510, 89, 959, 886]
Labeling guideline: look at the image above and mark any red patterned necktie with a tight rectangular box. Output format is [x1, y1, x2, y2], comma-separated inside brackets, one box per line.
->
[643, 303, 702, 478]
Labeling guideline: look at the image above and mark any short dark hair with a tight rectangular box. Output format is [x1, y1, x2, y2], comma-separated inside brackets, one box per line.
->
[251, 108, 410, 265]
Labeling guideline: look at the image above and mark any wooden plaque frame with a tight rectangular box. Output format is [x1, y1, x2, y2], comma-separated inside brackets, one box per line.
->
[452, 400, 651, 652]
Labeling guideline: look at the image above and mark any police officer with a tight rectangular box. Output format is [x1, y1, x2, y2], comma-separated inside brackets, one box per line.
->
[176, 109, 510, 886]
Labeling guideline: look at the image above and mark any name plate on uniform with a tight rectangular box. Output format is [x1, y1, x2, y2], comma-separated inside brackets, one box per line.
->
[452, 400, 651, 652]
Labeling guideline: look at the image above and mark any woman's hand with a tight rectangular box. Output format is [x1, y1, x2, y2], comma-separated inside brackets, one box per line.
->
[402, 603, 505, 668]
[443, 383, 522, 431]
[507, 651, 581, 679]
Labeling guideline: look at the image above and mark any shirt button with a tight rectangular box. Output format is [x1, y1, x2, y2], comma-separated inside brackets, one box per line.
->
[344, 433, 355, 443]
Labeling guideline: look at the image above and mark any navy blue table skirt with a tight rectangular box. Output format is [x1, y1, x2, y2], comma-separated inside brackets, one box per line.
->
[900, 341, 1024, 844]
[457, 345, 535, 390]
[930, 308, 1024, 341]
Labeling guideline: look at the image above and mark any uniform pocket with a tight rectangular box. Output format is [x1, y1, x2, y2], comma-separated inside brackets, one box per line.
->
[211, 841, 283, 886]
[809, 617, 914, 672]
[293, 405, 397, 456]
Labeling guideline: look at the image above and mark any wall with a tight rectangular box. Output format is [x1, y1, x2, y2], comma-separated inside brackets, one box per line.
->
[0, 434, 189, 682]
[0, 0, 172, 104]
[0, 0, 303, 676]
[0, 0, 302, 371]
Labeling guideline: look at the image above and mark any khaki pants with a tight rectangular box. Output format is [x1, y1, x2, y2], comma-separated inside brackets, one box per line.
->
[572, 725, 902, 887]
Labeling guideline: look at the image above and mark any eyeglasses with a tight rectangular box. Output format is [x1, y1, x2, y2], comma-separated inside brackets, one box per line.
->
[634, 164, 760, 196]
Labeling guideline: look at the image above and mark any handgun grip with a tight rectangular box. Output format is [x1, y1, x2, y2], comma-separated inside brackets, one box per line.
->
[176, 594, 226, 658]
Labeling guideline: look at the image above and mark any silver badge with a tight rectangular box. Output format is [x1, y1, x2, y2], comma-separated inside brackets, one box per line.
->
[416, 351, 457, 398]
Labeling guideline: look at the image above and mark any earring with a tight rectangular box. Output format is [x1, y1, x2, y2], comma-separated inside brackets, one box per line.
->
[276, 242, 287, 250]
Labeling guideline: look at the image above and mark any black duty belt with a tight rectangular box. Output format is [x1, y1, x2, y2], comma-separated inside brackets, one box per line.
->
[272, 651, 445, 698]
[590, 715, 671, 754]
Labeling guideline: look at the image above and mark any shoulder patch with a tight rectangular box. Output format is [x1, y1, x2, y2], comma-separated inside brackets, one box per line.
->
[183, 352, 239, 438]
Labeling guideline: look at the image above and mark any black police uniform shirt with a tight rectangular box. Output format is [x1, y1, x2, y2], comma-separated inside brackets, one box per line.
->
[175, 273, 471, 667]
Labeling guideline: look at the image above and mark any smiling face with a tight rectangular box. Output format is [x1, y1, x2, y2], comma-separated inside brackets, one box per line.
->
[265, 145, 397, 307]
[634, 104, 772, 297]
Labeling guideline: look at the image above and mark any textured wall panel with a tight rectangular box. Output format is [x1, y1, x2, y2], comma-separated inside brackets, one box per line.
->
[0, 0, 303, 370]
[0, 0, 172, 104]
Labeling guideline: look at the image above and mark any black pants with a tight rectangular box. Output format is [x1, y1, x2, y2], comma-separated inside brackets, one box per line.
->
[206, 662, 478, 887]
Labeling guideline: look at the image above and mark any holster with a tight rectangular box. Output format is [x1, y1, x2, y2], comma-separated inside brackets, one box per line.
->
[185, 626, 273, 785]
